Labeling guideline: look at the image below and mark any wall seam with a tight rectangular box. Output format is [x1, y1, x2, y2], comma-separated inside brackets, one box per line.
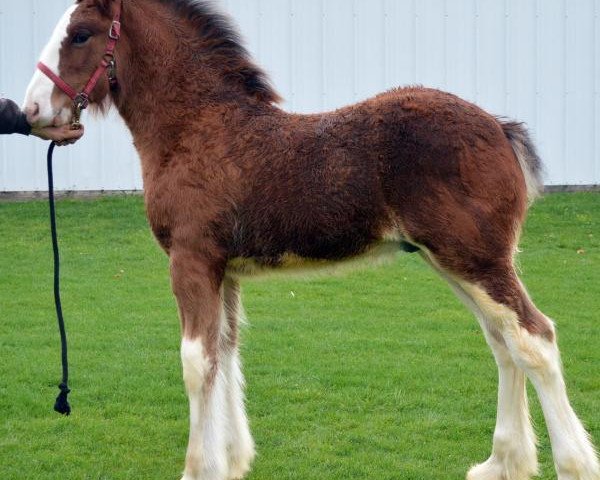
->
[474, 0, 479, 102]
[413, 0, 418, 83]
[504, 0, 509, 114]
[594, 0, 598, 183]
[321, 0, 326, 110]
[0, 1, 6, 192]
[562, 0, 568, 184]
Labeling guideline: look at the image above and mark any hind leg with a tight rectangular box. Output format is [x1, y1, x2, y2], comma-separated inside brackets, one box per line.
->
[466, 349, 537, 480]
[425, 259, 538, 480]
[441, 261, 599, 480]
[222, 278, 255, 480]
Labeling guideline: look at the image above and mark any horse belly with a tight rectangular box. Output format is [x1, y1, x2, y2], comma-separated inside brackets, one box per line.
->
[225, 240, 414, 278]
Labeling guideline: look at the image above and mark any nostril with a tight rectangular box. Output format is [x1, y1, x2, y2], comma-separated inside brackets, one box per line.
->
[25, 102, 41, 124]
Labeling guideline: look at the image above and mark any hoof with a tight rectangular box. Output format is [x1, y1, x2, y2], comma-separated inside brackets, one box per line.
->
[467, 460, 504, 480]
[467, 457, 537, 480]
[227, 449, 255, 480]
[556, 462, 600, 480]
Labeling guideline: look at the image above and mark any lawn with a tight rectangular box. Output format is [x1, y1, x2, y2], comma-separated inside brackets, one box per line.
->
[0, 193, 598, 479]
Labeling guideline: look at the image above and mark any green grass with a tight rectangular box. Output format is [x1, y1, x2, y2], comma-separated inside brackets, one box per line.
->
[0, 193, 598, 479]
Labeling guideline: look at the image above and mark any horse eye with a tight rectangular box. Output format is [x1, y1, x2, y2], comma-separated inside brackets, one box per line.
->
[72, 32, 92, 45]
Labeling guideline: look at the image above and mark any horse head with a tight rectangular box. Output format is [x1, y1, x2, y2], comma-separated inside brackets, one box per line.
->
[23, 0, 120, 128]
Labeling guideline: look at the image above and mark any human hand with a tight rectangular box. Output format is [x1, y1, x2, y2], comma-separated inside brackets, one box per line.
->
[31, 124, 84, 146]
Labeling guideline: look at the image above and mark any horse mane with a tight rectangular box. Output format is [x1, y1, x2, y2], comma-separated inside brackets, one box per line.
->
[157, 0, 281, 104]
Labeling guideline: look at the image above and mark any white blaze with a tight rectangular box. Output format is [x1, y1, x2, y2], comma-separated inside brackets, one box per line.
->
[23, 4, 77, 126]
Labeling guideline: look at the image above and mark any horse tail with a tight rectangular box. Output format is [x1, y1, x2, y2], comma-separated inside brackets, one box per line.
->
[498, 119, 544, 202]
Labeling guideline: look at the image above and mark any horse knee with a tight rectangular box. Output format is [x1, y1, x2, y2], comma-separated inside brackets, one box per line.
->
[495, 300, 559, 377]
[516, 297, 556, 342]
[504, 327, 563, 381]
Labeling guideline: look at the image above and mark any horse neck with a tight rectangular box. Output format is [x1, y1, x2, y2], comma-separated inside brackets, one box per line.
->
[111, 0, 274, 161]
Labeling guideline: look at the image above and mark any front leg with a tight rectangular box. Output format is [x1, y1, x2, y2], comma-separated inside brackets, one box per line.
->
[171, 249, 229, 480]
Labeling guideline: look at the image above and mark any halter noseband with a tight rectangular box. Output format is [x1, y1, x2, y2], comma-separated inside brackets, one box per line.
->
[37, 0, 123, 130]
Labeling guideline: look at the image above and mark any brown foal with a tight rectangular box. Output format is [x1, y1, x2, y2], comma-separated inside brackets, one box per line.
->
[23, 1, 599, 479]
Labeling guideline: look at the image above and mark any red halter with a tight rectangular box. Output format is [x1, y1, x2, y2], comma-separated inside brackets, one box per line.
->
[37, 0, 123, 128]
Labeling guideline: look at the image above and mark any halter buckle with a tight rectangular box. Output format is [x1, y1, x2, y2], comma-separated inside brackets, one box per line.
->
[73, 93, 89, 111]
[70, 94, 89, 130]
[109, 20, 121, 40]
[107, 58, 119, 91]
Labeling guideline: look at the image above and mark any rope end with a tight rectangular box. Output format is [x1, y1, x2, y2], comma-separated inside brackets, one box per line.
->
[54, 383, 71, 416]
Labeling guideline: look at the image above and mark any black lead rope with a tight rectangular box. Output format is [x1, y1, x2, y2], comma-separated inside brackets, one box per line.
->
[47, 141, 71, 416]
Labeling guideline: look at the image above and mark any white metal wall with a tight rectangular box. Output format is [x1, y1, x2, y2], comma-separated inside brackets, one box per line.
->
[0, 0, 599, 191]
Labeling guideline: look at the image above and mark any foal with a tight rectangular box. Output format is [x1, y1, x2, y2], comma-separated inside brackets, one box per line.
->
[23, 1, 599, 479]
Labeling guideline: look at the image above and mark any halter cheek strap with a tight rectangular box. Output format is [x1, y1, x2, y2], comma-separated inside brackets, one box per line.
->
[37, 0, 122, 128]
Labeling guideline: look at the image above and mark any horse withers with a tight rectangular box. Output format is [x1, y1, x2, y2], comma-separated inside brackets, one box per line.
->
[23, 1, 599, 479]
